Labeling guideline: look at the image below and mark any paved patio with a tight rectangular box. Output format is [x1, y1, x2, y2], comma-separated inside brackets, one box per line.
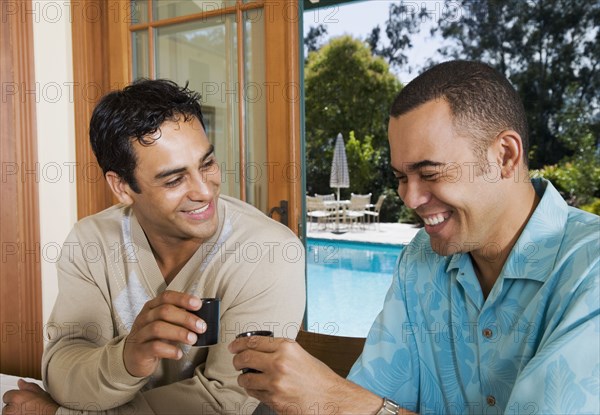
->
[306, 222, 421, 246]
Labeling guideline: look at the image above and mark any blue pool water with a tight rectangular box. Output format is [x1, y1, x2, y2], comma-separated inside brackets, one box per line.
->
[306, 238, 403, 337]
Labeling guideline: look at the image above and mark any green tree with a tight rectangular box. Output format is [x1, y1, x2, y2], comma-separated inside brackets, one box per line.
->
[305, 36, 402, 214]
[344, 131, 379, 194]
[370, 0, 600, 170]
[367, 3, 431, 74]
[304, 24, 328, 54]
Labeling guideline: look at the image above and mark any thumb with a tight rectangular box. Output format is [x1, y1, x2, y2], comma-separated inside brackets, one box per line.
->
[17, 379, 44, 393]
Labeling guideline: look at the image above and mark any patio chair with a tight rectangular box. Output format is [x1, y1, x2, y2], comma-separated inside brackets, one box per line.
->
[315, 193, 342, 221]
[315, 193, 335, 202]
[306, 196, 332, 231]
[345, 193, 371, 230]
[364, 194, 386, 230]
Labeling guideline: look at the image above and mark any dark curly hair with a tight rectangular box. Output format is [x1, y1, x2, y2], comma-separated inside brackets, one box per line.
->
[89, 79, 205, 193]
[390, 60, 529, 168]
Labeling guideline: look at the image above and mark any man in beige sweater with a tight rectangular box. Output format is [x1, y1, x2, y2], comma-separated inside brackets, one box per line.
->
[3, 79, 305, 414]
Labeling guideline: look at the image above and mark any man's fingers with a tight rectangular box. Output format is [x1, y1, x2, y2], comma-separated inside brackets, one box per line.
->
[129, 320, 198, 346]
[142, 303, 206, 335]
[133, 293, 206, 338]
[2, 388, 59, 415]
[232, 349, 267, 373]
[144, 290, 201, 312]
[229, 335, 282, 354]
[144, 339, 185, 360]
[129, 338, 185, 361]
[2, 389, 15, 404]
[123, 296, 205, 378]
[3, 389, 37, 405]
[232, 338, 299, 375]
[236, 372, 271, 393]
[17, 379, 43, 393]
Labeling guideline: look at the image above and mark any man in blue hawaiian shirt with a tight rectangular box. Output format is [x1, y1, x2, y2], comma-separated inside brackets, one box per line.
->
[230, 60, 600, 415]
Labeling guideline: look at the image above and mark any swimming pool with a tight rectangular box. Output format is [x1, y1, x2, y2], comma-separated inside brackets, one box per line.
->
[306, 238, 403, 338]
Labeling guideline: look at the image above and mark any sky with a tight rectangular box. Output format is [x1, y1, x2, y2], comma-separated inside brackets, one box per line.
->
[302, 0, 447, 84]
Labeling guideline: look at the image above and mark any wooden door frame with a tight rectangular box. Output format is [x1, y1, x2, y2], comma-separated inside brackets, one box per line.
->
[0, 0, 43, 378]
[72, 0, 130, 219]
[264, 1, 303, 235]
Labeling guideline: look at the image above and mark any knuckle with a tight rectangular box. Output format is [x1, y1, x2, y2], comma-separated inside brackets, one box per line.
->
[279, 340, 295, 353]
[140, 302, 151, 313]
[160, 290, 173, 303]
[240, 350, 252, 365]
[247, 336, 260, 349]
[272, 356, 289, 374]
[271, 376, 286, 394]
[149, 340, 164, 354]
[156, 305, 172, 320]
[148, 322, 163, 337]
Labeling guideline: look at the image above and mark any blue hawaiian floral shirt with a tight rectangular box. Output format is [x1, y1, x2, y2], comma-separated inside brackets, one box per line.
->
[348, 179, 600, 414]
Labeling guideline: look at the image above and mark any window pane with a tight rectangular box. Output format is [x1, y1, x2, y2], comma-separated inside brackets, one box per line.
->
[156, 16, 240, 199]
[243, 11, 267, 213]
[153, 0, 237, 21]
[132, 30, 150, 79]
[131, 0, 148, 24]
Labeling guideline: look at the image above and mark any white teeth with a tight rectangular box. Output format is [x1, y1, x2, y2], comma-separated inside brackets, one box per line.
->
[424, 213, 446, 226]
[188, 205, 209, 214]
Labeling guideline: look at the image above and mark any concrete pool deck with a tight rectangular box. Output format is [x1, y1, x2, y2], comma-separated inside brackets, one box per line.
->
[306, 222, 421, 246]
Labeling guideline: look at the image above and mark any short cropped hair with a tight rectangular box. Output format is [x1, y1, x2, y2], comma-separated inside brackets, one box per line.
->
[390, 60, 529, 167]
[90, 79, 205, 193]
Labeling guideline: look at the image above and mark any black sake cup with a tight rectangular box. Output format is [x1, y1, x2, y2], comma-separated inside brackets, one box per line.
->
[236, 330, 274, 373]
[190, 298, 220, 347]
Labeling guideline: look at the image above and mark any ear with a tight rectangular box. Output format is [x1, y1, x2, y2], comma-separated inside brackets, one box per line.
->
[105, 172, 135, 205]
[494, 130, 523, 179]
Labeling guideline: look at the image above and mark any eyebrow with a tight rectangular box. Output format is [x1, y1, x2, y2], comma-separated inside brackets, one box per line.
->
[392, 160, 445, 174]
[153, 145, 215, 180]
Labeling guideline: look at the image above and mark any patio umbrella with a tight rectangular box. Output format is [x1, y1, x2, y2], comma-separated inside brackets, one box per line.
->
[329, 132, 350, 202]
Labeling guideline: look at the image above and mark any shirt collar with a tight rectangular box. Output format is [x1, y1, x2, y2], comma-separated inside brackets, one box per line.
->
[447, 178, 568, 282]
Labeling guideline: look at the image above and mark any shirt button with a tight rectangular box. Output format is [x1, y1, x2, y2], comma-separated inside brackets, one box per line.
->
[482, 328, 493, 338]
[487, 395, 496, 406]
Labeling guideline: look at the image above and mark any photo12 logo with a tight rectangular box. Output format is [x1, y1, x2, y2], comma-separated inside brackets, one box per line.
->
[1, 161, 103, 185]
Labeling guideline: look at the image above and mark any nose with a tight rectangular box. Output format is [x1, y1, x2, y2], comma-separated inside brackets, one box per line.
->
[187, 172, 215, 201]
[398, 178, 431, 210]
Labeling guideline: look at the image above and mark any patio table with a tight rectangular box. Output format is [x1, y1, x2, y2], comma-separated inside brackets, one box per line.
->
[324, 200, 350, 233]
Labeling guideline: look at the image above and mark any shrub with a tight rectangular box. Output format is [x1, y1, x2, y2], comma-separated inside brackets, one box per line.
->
[531, 160, 600, 207]
[580, 198, 600, 216]
[378, 188, 401, 223]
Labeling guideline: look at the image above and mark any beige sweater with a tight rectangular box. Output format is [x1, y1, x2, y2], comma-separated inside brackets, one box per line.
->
[42, 195, 306, 414]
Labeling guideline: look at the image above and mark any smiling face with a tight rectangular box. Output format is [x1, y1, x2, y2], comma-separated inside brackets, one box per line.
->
[389, 99, 506, 256]
[119, 117, 221, 247]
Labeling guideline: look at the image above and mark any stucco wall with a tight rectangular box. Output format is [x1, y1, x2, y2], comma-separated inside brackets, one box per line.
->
[32, 0, 77, 325]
